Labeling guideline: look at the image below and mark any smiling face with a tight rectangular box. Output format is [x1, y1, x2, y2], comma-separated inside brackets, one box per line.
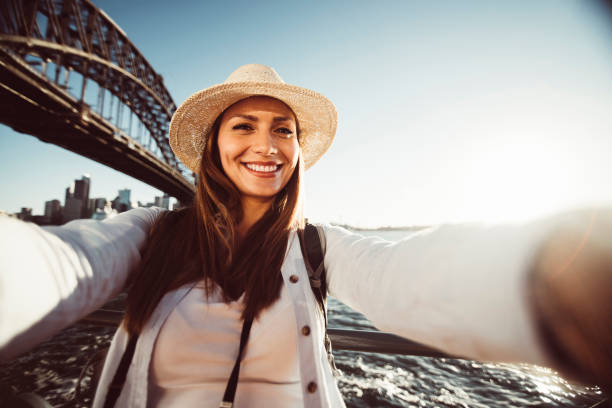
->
[216, 96, 300, 205]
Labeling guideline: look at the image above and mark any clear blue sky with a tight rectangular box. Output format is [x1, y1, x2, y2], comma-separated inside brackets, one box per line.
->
[2, 0, 612, 227]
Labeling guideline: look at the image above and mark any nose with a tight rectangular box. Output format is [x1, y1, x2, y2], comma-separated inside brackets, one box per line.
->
[252, 130, 278, 156]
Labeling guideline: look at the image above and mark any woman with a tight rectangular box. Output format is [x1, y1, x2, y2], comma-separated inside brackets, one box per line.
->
[0, 64, 610, 407]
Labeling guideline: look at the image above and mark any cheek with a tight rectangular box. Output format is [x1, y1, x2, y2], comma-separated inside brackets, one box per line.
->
[284, 140, 300, 166]
[217, 134, 241, 167]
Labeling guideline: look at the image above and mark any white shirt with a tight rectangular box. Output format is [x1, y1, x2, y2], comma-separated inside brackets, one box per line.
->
[149, 282, 302, 408]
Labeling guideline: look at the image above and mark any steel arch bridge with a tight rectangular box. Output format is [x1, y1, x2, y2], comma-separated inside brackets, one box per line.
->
[0, 0, 194, 203]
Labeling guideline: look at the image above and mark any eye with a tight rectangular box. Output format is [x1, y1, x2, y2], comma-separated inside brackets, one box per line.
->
[275, 127, 294, 137]
[232, 123, 253, 131]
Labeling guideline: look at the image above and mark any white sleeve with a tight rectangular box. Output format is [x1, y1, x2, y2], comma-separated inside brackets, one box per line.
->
[0, 207, 164, 361]
[323, 216, 562, 367]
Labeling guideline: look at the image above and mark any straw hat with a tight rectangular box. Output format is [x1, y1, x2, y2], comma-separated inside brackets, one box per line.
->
[169, 64, 337, 172]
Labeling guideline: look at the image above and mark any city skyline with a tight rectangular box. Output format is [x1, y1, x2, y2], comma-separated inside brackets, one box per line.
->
[5, 172, 172, 223]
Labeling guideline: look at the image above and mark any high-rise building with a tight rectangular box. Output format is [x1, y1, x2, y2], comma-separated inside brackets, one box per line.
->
[154, 194, 171, 209]
[65, 186, 73, 203]
[63, 175, 91, 221]
[112, 189, 132, 213]
[74, 174, 91, 218]
[64, 198, 82, 222]
[44, 199, 62, 224]
[91, 197, 107, 211]
[118, 189, 130, 206]
[74, 177, 89, 202]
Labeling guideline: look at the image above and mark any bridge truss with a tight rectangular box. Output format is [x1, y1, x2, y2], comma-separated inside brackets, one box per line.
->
[0, 0, 194, 202]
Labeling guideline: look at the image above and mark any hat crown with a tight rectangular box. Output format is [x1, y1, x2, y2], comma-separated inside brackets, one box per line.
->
[224, 64, 285, 85]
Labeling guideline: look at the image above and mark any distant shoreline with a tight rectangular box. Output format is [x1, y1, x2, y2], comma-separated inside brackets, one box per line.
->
[330, 223, 429, 232]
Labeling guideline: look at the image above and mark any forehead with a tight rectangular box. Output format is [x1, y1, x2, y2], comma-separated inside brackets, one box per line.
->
[222, 96, 296, 121]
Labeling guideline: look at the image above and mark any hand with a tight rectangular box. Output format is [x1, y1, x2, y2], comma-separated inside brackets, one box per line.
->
[530, 208, 612, 393]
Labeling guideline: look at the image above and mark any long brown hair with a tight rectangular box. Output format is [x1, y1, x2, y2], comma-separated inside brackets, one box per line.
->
[124, 102, 304, 336]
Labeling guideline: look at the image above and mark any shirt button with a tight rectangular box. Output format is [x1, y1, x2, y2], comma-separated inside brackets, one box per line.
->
[301, 325, 311, 336]
[307, 381, 317, 393]
[289, 274, 299, 283]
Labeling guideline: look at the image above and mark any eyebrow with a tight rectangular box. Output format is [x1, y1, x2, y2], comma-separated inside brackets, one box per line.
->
[228, 114, 293, 123]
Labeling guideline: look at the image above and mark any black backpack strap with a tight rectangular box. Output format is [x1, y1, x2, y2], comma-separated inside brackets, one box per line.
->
[300, 224, 326, 299]
[298, 223, 338, 374]
[103, 334, 138, 408]
[219, 316, 254, 408]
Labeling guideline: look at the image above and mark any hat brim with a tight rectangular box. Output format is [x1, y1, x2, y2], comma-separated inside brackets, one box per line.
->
[169, 82, 337, 173]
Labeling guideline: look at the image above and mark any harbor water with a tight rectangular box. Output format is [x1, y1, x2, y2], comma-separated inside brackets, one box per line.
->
[0, 229, 607, 407]
[329, 297, 605, 407]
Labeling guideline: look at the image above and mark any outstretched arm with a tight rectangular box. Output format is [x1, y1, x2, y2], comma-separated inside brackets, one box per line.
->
[0, 207, 164, 361]
[323, 209, 611, 387]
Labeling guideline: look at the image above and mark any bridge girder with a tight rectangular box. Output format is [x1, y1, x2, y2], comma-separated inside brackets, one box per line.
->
[0, 48, 195, 203]
[0, 0, 196, 202]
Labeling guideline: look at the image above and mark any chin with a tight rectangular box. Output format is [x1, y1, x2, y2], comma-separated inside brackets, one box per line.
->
[242, 183, 285, 200]
[248, 190, 281, 200]
[235, 183, 273, 197]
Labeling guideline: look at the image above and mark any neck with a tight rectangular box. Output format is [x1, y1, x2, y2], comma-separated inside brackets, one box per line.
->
[237, 196, 274, 239]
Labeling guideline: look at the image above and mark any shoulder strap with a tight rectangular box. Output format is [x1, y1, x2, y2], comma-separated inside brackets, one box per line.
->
[301, 223, 327, 302]
[298, 223, 338, 373]
[103, 334, 138, 408]
[219, 316, 254, 407]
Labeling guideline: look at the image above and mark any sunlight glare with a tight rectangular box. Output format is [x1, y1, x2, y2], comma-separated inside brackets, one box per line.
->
[460, 134, 588, 224]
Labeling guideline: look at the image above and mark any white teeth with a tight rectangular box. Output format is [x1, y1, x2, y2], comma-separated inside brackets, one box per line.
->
[245, 163, 278, 173]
